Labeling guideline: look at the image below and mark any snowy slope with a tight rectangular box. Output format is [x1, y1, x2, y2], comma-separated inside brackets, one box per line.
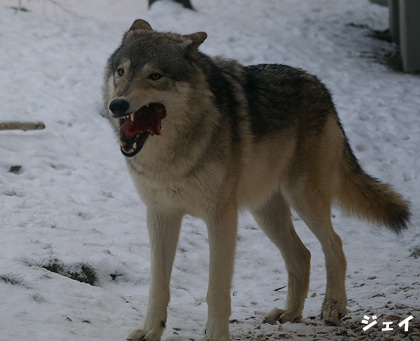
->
[0, 0, 419, 340]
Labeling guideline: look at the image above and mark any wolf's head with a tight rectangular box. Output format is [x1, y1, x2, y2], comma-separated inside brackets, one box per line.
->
[104, 19, 207, 157]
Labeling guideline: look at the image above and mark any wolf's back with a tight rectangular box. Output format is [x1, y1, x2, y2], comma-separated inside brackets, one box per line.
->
[233, 64, 410, 232]
[337, 139, 410, 232]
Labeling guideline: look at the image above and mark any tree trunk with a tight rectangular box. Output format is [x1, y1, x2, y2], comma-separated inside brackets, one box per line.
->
[149, 0, 194, 10]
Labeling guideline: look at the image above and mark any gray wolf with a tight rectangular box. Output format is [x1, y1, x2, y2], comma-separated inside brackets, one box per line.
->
[103, 19, 410, 341]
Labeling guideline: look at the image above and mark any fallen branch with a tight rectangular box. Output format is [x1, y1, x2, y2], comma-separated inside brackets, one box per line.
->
[0, 121, 45, 131]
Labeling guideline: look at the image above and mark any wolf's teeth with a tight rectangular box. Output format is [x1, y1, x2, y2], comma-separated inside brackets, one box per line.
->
[119, 140, 126, 147]
[132, 142, 137, 150]
[130, 113, 135, 121]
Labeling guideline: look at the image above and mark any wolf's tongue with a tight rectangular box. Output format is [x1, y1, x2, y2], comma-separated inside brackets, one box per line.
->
[119, 104, 167, 141]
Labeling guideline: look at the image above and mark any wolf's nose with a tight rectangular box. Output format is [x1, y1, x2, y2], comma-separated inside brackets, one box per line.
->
[109, 99, 129, 117]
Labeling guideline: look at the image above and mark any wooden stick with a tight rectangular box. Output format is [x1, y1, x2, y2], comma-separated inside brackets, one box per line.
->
[0, 121, 45, 131]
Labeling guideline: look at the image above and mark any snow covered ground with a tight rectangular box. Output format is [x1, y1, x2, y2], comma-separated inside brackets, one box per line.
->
[0, 0, 419, 340]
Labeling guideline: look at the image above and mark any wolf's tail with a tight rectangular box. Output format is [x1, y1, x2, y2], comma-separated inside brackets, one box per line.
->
[336, 140, 410, 233]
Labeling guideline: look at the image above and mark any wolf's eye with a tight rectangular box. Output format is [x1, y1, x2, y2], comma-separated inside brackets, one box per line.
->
[148, 73, 162, 81]
[116, 68, 124, 77]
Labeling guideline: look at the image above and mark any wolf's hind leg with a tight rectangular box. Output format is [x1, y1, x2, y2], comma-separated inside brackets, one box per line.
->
[251, 191, 311, 324]
[290, 190, 347, 325]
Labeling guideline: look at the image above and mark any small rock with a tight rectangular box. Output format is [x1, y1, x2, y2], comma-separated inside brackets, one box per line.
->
[9, 165, 22, 174]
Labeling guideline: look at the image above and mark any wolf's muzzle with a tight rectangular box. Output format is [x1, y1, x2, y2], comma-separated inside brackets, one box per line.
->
[109, 98, 129, 117]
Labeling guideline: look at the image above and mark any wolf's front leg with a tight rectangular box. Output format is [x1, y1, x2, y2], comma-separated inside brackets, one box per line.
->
[127, 207, 183, 341]
[202, 205, 238, 341]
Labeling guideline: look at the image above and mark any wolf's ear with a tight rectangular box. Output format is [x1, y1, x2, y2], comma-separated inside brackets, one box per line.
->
[183, 32, 207, 47]
[182, 32, 207, 58]
[129, 19, 153, 32]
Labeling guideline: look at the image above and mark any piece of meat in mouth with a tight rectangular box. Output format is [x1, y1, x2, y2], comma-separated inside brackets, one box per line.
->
[118, 103, 167, 157]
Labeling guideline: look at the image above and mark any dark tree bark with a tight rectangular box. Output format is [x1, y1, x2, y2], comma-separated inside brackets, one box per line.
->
[149, 0, 194, 10]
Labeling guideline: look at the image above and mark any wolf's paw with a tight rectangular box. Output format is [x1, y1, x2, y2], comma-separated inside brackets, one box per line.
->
[127, 326, 163, 341]
[320, 300, 346, 325]
[262, 308, 302, 324]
